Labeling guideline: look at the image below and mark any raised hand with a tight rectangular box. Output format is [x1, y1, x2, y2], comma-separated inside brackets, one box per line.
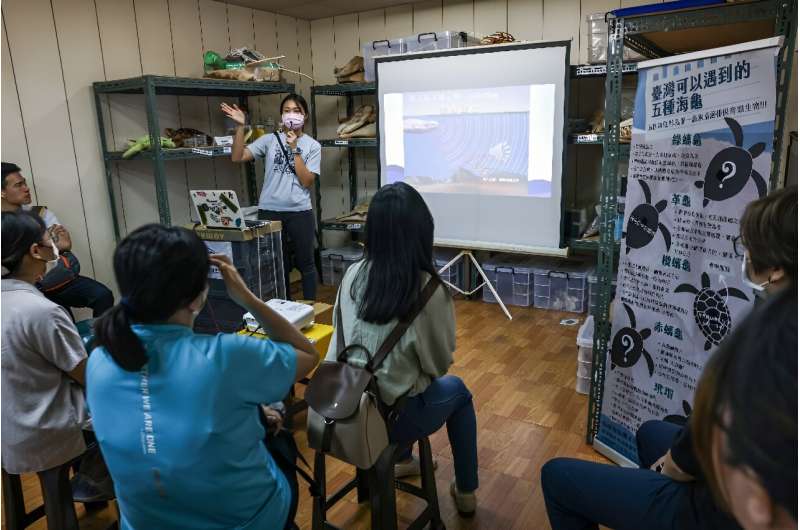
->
[220, 102, 246, 126]
[49, 225, 72, 252]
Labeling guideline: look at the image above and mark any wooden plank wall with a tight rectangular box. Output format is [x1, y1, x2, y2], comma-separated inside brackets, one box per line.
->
[1, 0, 312, 289]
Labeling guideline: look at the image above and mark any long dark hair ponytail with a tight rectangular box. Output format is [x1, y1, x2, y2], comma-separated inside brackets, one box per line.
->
[353, 182, 439, 324]
[93, 224, 210, 371]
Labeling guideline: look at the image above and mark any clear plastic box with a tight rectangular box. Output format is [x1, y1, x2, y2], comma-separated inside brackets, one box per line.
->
[533, 260, 593, 313]
[576, 375, 591, 395]
[320, 246, 364, 286]
[405, 31, 479, 54]
[587, 271, 618, 316]
[482, 257, 554, 307]
[434, 248, 463, 294]
[587, 13, 644, 64]
[577, 315, 594, 363]
[363, 38, 407, 82]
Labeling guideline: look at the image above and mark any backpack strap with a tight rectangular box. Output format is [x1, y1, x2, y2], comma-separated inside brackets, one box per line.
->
[367, 276, 441, 373]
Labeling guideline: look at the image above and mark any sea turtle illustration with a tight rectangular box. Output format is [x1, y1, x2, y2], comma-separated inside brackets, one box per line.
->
[664, 400, 692, 426]
[674, 272, 749, 351]
[695, 117, 767, 207]
[622, 179, 671, 254]
[610, 302, 655, 376]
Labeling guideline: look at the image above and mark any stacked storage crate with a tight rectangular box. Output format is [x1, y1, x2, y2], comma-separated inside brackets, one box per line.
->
[320, 246, 364, 286]
[587, 270, 618, 316]
[481, 257, 553, 307]
[533, 260, 594, 313]
[576, 316, 594, 394]
[434, 248, 464, 295]
[194, 221, 285, 334]
[363, 31, 480, 82]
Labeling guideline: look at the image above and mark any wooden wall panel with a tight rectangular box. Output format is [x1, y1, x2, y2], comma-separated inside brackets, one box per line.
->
[508, 0, 543, 42]
[1, 19, 34, 202]
[2, 0, 95, 274]
[51, 0, 117, 286]
[385, 5, 413, 38]
[412, 0, 444, 34]
[443, 0, 474, 33]
[310, 16, 346, 247]
[543, 0, 580, 64]
[297, 20, 314, 100]
[474, 0, 507, 39]
[170, 0, 217, 192]
[355, 9, 384, 200]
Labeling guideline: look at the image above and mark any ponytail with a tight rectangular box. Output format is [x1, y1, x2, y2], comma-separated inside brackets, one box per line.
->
[92, 224, 210, 372]
[93, 304, 148, 372]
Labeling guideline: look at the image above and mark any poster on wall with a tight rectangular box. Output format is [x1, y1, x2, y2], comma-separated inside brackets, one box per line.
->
[595, 38, 782, 466]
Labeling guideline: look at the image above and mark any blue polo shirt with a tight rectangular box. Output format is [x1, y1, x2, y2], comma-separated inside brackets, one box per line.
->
[86, 324, 296, 530]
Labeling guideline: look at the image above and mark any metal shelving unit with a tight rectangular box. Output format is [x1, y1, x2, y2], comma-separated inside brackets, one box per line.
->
[93, 75, 295, 239]
[586, 0, 797, 444]
[310, 82, 378, 249]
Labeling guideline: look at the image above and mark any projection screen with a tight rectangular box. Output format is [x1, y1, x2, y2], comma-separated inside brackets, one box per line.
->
[376, 41, 570, 254]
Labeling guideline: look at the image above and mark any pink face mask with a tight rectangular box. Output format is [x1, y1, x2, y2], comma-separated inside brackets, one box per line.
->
[282, 112, 305, 131]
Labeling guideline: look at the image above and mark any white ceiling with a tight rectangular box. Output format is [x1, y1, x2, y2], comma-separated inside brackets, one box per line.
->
[222, 0, 426, 20]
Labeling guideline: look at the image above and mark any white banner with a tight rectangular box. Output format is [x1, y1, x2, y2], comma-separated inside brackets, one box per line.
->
[595, 41, 778, 465]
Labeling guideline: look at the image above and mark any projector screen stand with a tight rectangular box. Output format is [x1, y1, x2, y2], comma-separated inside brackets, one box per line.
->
[437, 250, 512, 320]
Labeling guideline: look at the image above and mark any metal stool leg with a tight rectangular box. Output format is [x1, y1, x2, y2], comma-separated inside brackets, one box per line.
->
[418, 437, 443, 528]
[2, 469, 29, 530]
[37, 464, 79, 530]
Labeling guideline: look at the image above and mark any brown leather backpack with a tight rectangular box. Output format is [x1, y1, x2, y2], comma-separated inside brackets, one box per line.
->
[305, 277, 440, 469]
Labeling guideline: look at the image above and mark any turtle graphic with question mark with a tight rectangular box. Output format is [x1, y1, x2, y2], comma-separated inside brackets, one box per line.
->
[674, 272, 749, 351]
[610, 302, 655, 377]
[664, 400, 692, 426]
[695, 117, 767, 207]
[622, 179, 671, 255]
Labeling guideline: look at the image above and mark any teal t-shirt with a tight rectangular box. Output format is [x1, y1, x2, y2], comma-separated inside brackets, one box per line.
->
[86, 324, 296, 530]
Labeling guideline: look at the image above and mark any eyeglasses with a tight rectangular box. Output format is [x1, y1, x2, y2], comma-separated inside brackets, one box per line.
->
[732, 235, 746, 258]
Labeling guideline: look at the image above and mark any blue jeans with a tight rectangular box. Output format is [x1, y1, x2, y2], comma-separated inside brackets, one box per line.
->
[388, 375, 478, 492]
[540, 420, 739, 530]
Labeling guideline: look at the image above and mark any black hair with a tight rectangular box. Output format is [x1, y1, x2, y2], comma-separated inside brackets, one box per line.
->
[353, 182, 439, 324]
[280, 93, 309, 116]
[2, 162, 21, 189]
[740, 186, 797, 284]
[93, 224, 210, 371]
[1, 210, 46, 277]
[692, 287, 797, 518]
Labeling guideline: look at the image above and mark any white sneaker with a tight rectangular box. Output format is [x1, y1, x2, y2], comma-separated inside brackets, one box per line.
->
[450, 480, 476, 516]
[394, 455, 438, 478]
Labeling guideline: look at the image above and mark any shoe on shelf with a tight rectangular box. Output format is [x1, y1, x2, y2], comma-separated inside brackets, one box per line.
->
[450, 480, 476, 516]
[394, 455, 438, 478]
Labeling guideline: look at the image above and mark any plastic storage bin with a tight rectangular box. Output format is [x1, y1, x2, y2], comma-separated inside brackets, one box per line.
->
[587, 271, 618, 316]
[363, 38, 407, 82]
[587, 13, 644, 63]
[434, 248, 463, 294]
[321, 246, 364, 286]
[577, 315, 594, 363]
[193, 221, 285, 334]
[482, 257, 554, 307]
[533, 260, 593, 313]
[405, 31, 479, 54]
[576, 375, 591, 395]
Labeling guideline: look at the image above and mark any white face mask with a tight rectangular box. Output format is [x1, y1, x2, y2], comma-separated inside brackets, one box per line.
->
[741, 255, 769, 294]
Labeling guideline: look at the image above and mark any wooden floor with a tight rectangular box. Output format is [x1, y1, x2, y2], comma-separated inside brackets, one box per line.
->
[5, 286, 611, 530]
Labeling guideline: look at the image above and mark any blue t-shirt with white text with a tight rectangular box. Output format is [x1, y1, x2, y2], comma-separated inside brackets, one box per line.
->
[86, 324, 296, 530]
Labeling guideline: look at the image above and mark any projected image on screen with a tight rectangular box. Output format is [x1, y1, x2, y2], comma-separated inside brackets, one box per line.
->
[383, 85, 555, 197]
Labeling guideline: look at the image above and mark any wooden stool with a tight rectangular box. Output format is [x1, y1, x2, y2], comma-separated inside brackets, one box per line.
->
[311, 437, 444, 530]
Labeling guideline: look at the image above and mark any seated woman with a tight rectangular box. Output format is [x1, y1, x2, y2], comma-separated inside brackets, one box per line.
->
[691, 287, 796, 530]
[1, 211, 90, 479]
[541, 186, 796, 530]
[328, 182, 479, 515]
[86, 224, 319, 530]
